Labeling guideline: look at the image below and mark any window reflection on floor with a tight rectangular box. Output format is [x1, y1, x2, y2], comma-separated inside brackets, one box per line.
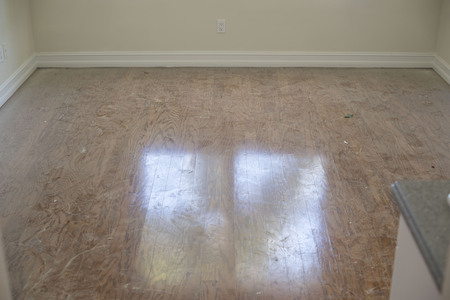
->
[137, 148, 327, 289]
[234, 149, 327, 278]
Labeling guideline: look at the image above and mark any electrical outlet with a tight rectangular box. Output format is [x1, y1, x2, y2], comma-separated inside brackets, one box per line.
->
[0, 45, 4, 63]
[217, 19, 226, 33]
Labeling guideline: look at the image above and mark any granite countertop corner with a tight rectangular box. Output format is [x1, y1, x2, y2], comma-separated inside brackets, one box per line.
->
[391, 180, 450, 290]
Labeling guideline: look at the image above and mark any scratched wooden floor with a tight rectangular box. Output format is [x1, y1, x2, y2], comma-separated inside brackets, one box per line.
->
[0, 68, 449, 299]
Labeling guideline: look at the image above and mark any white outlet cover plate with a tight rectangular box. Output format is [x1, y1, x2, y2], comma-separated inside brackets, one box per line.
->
[217, 19, 226, 33]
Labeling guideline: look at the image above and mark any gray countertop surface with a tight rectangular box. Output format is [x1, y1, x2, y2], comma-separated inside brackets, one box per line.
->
[391, 181, 450, 290]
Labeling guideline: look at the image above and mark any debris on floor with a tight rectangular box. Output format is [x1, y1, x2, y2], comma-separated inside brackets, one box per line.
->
[344, 114, 354, 118]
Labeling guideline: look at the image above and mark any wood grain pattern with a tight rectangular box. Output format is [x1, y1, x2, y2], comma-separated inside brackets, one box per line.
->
[0, 67, 449, 299]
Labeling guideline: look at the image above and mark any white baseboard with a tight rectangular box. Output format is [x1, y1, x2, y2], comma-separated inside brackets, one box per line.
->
[0, 54, 37, 108]
[432, 55, 450, 85]
[1, 51, 447, 109]
[36, 51, 435, 68]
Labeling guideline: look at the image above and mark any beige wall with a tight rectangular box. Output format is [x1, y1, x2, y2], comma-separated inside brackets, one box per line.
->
[437, 0, 450, 65]
[30, 0, 442, 53]
[0, 0, 35, 85]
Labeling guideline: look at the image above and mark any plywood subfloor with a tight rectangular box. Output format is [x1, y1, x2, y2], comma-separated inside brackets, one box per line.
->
[0, 67, 449, 299]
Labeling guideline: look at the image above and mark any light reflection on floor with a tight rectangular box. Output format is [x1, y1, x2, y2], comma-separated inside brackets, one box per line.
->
[234, 150, 327, 279]
[138, 148, 327, 290]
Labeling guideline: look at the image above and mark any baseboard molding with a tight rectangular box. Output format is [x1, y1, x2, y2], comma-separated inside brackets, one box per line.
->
[432, 55, 450, 85]
[1, 51, 447, 109]
[36, 51, 435, 68]
[0, 54, 37, 108]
